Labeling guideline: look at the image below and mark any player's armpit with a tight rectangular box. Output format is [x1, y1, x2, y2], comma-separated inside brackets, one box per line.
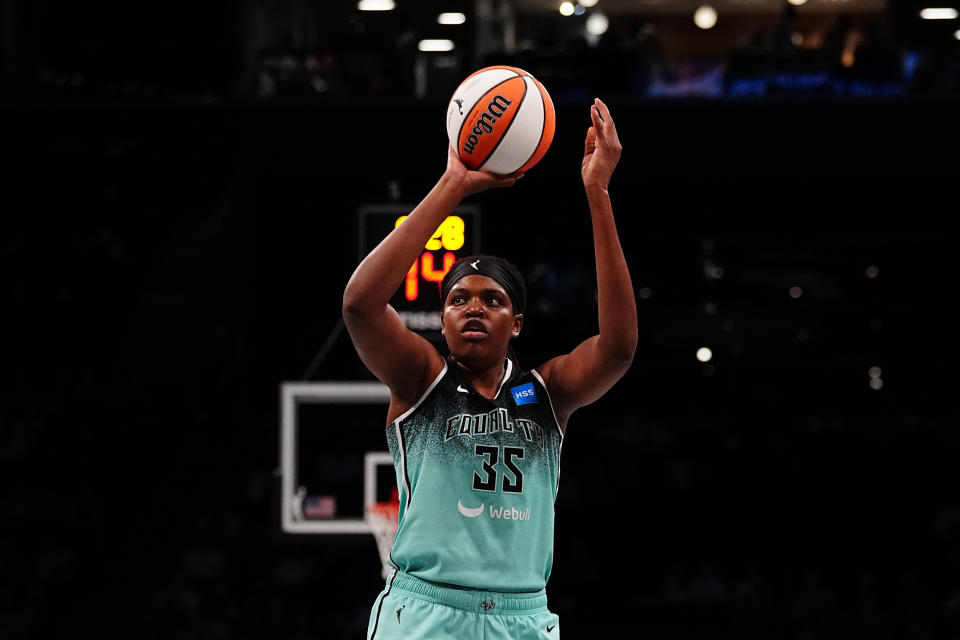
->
[536, 335, 634, 429]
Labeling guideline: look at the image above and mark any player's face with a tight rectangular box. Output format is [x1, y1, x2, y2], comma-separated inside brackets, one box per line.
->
[441, 275, 522, 362]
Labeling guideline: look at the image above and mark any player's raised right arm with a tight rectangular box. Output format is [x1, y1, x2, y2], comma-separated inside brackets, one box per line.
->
[342, 147, 520, 401]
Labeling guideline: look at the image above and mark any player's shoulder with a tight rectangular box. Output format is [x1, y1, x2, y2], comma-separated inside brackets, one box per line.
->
[386, 354, 451, 423]
[525, 357, 570, 428]
[505, 363, 552, 403]
[529, 356, 558, 388]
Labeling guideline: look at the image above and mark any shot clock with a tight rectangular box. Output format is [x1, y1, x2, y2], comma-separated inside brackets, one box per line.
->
[358, 204, 481, 335]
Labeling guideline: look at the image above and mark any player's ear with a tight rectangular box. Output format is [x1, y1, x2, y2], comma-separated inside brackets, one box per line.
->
[512, 313, 523, 337]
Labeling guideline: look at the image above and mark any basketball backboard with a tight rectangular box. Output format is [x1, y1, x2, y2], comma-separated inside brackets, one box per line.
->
[280, 381, 395, 534]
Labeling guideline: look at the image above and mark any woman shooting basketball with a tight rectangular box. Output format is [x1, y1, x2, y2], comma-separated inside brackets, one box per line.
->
[343, 97, 637, 639]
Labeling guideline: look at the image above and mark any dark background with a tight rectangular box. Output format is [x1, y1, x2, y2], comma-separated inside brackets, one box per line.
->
[4, 1, 960, 638]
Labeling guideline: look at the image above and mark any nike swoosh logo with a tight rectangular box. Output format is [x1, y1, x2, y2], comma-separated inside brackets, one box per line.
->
[457, 500, 484, 517]
[457, 385, 469, 393]
[547, 624, 556, 632]
[470, 260, 479, 270]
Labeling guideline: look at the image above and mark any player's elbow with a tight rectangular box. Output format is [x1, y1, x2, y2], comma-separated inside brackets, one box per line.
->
[615, 339, 638, 367]
[601, 330, 637, 367]
[342, 283, 372, 322]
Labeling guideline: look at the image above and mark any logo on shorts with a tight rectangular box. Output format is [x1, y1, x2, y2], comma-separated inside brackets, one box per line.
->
[480, 599, 496, 612]
[396, 605, 405, 623]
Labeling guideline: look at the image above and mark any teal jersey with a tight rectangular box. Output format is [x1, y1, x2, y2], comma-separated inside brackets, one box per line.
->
[385, 359, 563, 592]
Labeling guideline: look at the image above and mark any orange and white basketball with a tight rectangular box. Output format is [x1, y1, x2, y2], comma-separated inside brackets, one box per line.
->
[446, 65, 556, 175]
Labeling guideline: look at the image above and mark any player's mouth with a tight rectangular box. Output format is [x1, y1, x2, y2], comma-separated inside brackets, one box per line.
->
[461, 319, 488, 340]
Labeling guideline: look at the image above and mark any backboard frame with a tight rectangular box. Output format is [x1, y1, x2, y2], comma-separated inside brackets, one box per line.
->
[280, 381, 392, 534]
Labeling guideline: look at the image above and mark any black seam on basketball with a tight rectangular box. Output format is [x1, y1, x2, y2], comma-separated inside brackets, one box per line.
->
[369, 569, 396, 639]
[457, 73, 523, 166]
[480, 78, 528, 171]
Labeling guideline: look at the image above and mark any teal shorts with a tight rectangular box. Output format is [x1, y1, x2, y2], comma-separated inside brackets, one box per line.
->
[367, 569, 560, 640]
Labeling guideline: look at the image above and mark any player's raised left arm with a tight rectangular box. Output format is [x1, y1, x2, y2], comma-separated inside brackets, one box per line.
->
[539, 98, 637, 427]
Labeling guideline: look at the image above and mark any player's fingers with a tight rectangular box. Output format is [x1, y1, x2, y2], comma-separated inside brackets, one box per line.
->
[492, 172, 523, 188]
[584, 126, 597, 154]
[594, 98, 622, 151]
[484, 170, 523, 188]
[590, 106, 605, 142]
[447, 144, 467, 169]
[594, 98, 614, 129]
[590, 107, 607, 147]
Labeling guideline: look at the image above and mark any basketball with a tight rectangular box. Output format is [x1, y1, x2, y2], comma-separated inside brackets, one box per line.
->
[446, 65, 556, 175]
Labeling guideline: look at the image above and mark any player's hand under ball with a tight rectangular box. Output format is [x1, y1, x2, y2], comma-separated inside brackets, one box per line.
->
[445, 145, 523, 198]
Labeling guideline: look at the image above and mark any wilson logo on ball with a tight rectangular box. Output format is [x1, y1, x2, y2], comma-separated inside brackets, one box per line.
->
[446, 65, 555, 175]
[461, 94, 513, 156]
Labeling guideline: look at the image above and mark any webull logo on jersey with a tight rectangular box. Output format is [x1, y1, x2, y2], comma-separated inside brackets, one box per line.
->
[489, 505, 531, 520]
[444, 407, 545, 450]
[510, 382, 537, 406]
[458, 500, 531, 521]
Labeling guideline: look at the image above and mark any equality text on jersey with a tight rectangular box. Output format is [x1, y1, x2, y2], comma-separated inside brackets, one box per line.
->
[444, 408, 546, 451]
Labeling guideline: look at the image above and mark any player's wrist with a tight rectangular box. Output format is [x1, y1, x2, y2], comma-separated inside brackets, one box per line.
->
[439, 170, 470, 200]
[583, 181, 610, 197]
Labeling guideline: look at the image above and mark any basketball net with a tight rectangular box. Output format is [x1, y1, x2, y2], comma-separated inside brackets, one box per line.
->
[365, 489, 399, 580]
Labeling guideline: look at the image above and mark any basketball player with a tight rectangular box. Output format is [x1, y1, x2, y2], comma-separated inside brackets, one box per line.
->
[343, 98, 636, 639]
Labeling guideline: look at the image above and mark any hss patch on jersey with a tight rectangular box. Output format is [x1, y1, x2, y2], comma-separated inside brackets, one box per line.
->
[511, 382, 537, 406]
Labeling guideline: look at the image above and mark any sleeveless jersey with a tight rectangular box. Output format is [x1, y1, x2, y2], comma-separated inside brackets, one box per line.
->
[384, 358, 563, 592]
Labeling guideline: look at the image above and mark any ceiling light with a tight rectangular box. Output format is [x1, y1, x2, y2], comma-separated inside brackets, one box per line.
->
[358, 0, 395, 10]
[437, 12, 466, 25]
[559, 2, 575, 16]
[418, 39, 455, 52]
[693, 4, 718, 29]
[586, 11, 609, 35]
[919, 7, 958, 18]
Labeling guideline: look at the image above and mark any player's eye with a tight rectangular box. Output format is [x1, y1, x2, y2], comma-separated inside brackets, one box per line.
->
[451, 295, 465, 304]
[486, 295, 502, 306]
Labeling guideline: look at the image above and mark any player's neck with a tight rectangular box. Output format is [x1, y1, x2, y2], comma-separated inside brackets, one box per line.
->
[455, 358, 509, 399]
